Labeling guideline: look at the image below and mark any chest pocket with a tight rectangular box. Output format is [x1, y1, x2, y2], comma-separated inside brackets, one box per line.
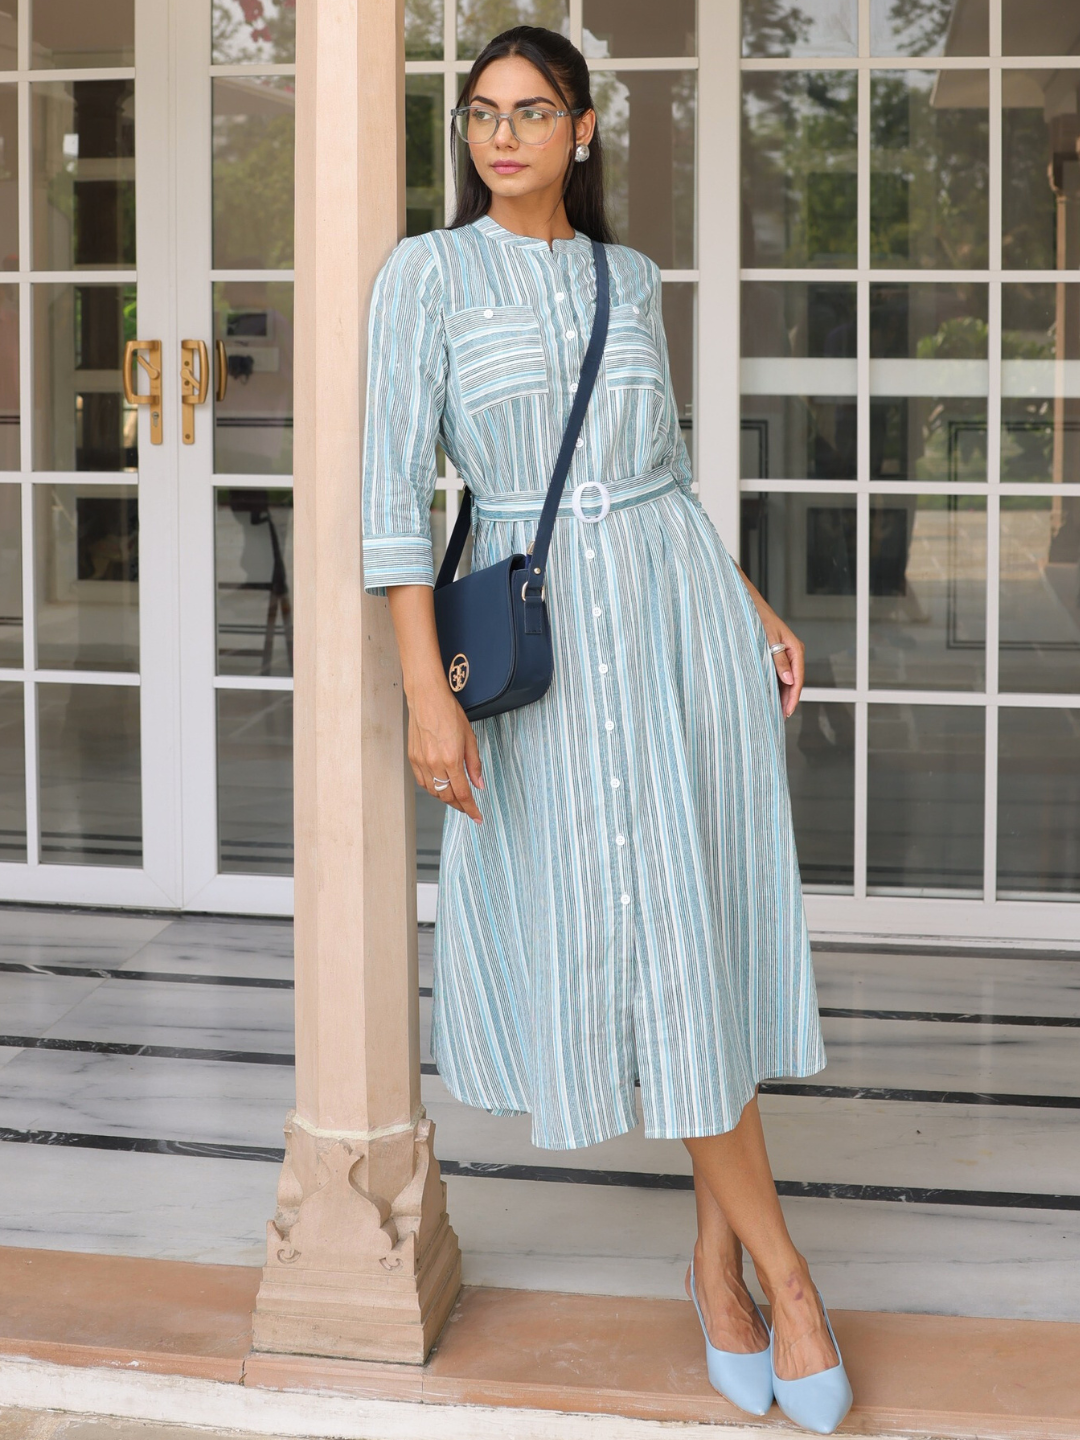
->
[603, 304, 665, 393]
[445, 305, 549, 415]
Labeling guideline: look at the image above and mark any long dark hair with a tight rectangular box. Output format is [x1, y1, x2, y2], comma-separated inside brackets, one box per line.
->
[449, 26, 616, 244]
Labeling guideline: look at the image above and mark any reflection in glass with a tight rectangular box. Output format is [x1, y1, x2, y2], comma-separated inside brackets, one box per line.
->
[870, 0, 987, 56]
[869, 495, 986, 691]
[0, 681, 24, 861]
[583, 0, 695, 58]
[1002, 71, 1080, 272]
[0, 4, 15, 70]
[0, 286, 17, 465]
[213, 77, 295, 270]
[405, 0, 443, 59]
[785, 700, 855, 890]
[0, 484, 21, 664]
[34, 484, 138, 672]
[871, 70, 988, 270]
[215, 488, 292, 678]
[867, 704, 984, 893]
[212, 0, 295, 64]
[32, 0, 134, 67]
[662, 282, 695, 443]
[32, 80, 135, 270]
[1001, 283, 1080, 483]
[0, 87, 17, 268]
[593, 70, 695, 271]
[998, 708, 1080, 898]
[406, 74, 444, 237]
[217, 688, 293, 875]
[213, 281, 293, 475]
[1002, 3, 1080, 57]
[37, 681, 141, 866]
[457, 0, 568, 60]
[741, 0, 856, 58]
[741, 492, 856, 689]
[33, 284, 137, 472]
[742, 71, 857, 268]
[1000, 498, 1080, 695]
[870, 282, 987, 483]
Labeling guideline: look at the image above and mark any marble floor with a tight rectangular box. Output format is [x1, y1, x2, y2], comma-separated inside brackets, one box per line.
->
[0, 907, 1077, 1321]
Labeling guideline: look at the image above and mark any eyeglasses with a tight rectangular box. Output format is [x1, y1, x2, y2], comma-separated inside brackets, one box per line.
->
[452, 104, 584, 147]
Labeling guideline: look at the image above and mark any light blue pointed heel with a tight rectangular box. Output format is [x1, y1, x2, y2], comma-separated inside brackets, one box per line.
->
[770, 1289, 853, 1435]
[688, 1258, 774, 1417]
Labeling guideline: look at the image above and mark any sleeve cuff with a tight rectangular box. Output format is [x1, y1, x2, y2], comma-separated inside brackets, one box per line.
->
[362, 534, 434, 596]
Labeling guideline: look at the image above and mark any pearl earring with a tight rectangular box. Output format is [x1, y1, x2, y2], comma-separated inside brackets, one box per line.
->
[574, 142, 590, 163]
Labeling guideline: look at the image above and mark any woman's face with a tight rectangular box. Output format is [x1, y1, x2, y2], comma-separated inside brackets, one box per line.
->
[463, 54, 595, 202]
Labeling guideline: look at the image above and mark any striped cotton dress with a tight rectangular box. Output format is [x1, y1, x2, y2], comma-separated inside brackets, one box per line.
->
[362, 214, 826, 1150]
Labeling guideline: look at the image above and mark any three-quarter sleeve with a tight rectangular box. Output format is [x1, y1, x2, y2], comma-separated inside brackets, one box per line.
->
[644, 258, 695, 498]
[361, 236, 446, 596]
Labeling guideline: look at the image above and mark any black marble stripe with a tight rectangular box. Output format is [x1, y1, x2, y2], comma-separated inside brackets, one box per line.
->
[0, 961, 294, 989]
[818, 1007, 1080, 1028]
[814, 941, 1080, 962]
[0, 1034, 294, 1065]
[0, 1127, 284, 1163]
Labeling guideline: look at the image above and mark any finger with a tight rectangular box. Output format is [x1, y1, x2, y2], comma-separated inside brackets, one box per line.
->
[446, 758, 482, 824]
[463, 725, 484, 790]
[782, 646, 805, 718]
[771, 644, 795, 687]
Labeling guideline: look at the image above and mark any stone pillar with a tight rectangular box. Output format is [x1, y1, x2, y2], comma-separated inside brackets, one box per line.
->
[251, 0, 461, 1365]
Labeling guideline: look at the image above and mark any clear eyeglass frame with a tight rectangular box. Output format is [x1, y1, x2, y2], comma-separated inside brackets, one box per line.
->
[452, 104, 584, 146]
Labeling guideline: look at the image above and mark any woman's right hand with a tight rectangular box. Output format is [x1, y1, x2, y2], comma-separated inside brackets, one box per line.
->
[407, 687, 484, 824]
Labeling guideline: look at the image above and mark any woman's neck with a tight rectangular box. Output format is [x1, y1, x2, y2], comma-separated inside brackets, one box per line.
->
[486, 193, 575, 248]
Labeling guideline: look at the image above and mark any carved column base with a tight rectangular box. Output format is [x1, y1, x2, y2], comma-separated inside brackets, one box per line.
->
[251, 1112, 461, 1364]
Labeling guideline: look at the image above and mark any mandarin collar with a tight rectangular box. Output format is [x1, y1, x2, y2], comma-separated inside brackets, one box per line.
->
[473, 213, 590, 253]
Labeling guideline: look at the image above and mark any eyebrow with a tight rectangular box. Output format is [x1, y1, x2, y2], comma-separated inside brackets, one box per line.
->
[469, 94, 559, 108]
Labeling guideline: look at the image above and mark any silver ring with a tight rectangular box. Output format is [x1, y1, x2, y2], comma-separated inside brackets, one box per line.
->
[432, 777, 451, 790]
[769, 642, 787, 655]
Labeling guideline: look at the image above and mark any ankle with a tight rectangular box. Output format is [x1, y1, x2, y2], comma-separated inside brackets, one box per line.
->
[694, 1238, 745, 1286]
[756, 1253, 812, 1309]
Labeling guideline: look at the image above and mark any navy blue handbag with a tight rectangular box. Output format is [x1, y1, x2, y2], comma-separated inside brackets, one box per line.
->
[432, 239, 610, 720]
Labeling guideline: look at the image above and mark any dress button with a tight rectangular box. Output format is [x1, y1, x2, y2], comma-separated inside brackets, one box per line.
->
[611, 777, 621, 789]
[575, 437, 584, 449]
[565, 329, 575, 340]
[555, 291, 565, 300]
[616, 834, 626, 845]
[632, 305, 640, 314]
[585, 549, 595, 559]
[605, 719, 614, 731]
[593, 605, 602, 617]
[483, 308, 494, 318]
[598, 663, 608, 675]
[620, 893, 631, 905]
[569, 382, 578, 392]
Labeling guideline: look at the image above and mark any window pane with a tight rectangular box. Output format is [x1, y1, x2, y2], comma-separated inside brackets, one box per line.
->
[34, 483, 138, 672]
[33, 283, 137, 473]
[871, 70, 988, 270]
[457, 0, 569, 61]
[0, 484, 19, 664]
[867, 704, 984, 894]
[213, 77, 295, 270]
[31, 0, 133, 67]
[1002, 71, 1080, 272]
[405, 0, 443, 60]
[406, 73, 444, 238]
[742, 71, 857, 269]
[32, 80, 136, 270]
[786, 700, 855, 890]
[583, 0, 695, 58]
[1000, 497, 1080, 695]
[741, 492, 857, 689]
[0, 680, 24, 862]
[1002, 3, 1080, 56]
[217, 689, 293, 875]
[38, 681, 141, 867]
[215, 487, 292, 678]
[662, 281, 694, 442]
[870, 0, 987, 56]
[0, 286, 18, 466]
[742, 0, 857, 58]
[0, 87, 18, 269]
[0, 4, 15, 70]
[998, 708, 1080, 898]
[212, 0, 296, 64]
[870, 282, 988, 482]
[869, 495, 986, 691]
[213, 281, 294, 475]
[594, 70, 695, 270]
[1002, 283, 1080, 483]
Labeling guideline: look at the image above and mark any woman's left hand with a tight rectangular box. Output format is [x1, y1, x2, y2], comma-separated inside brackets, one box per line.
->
[762, 616, 805, 718]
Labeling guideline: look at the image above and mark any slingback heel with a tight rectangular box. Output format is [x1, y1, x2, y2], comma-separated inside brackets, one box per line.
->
[770, 1289, 853, 1435]
[688, 1258, 774, 1417]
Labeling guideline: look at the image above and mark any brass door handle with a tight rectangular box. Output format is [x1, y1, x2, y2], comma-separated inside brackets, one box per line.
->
[180, 339, 210, 444]
[122, 339, 163, 444]
[215, 339, 228, 402]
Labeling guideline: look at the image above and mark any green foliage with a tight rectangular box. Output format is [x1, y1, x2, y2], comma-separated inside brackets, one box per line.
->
[213, 106, 295, 269]
[915, 315, 989, 359]
[457, 0, 569, 60]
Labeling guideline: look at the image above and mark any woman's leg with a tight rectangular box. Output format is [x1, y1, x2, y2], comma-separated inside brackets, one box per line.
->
[685, 1160, 770, 1352]
[683, 1093, 839, 1381]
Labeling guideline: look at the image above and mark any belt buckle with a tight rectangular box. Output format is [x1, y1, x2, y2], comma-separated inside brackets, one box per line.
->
[571, 479, 611, 524]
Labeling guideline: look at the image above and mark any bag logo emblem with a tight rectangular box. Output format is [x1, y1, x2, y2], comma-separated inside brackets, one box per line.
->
[449, 654, 469, 692]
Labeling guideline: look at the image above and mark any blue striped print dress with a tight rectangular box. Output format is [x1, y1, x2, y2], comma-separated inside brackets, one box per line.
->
[362, 215, 826, 1150]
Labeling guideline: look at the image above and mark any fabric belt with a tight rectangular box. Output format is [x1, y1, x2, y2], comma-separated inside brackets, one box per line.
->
[470, 466, 681, 523]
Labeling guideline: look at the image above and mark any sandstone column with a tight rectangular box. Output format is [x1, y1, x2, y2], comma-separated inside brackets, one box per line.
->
[251, 0, 461, 1364]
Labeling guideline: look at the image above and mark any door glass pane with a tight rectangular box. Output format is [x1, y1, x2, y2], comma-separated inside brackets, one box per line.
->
[870, 282, 988, 482]
[998, 708, 1080, 898]
[741, 491, 857, 688]
[663, 281, 694, 445]
[405, 0, 443, 60]
[786, 700, 855, 890]
[0, 484, 22, 664]
[416, 783, 443, 884]
[0, 4, 15, 70]
[212, 281, 293, 475]
[0, 87, 17, 269]
[34, 483, 138, 671]
[867, 703, 984, 894]
[457, 1, 569, 61]
[742, 71, 857, 269]
[870, 0, 988, 56]
[212, 0, 296, 64]
[0, 680, 24, 860]
[742, 0, 857, 58]
[1002, 283, 1080, 483]
[406, 73, 444, 238]
[33, 283, 137, 472]
[869, 495, 986, 691]
[583, 0, 695, 58]
[871, 70, 989, 270]
[1000, 497, 1080, 695]
[1002, 71, 1080, 272]
[1002, 3, 1080, 56]
[593, 70, 695, 270]
[212, 77, 295, 270]
[215, 487, 292, 677]
[31, 0, 134, 68]
[217, 689, 293, 875]
[0, 285, 17, 465]
[32, 80, 136, 271]
[37, 680, 141, 866]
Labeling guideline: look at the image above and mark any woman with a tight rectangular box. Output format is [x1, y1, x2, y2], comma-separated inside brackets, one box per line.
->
[362, 26, 853, 1435]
